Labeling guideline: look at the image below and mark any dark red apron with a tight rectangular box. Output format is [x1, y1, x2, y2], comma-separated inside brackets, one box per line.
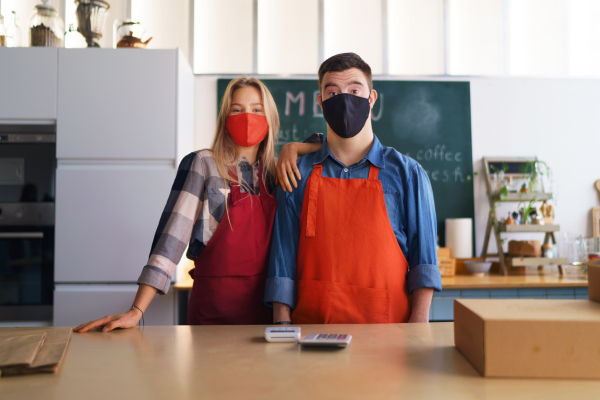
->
[187, 165, 276, 325]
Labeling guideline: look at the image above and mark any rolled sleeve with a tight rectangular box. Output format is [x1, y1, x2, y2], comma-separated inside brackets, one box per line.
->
[137, 152, 204, 296]
[264, 186, 301, 309]
[137, 265, 172, 295]
[407, 264, 442, 294]
[405, 164, 441, 293]
[264, 277, 296, 309]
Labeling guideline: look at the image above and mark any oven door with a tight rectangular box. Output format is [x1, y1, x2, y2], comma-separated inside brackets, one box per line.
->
[0, 225, 54, 321]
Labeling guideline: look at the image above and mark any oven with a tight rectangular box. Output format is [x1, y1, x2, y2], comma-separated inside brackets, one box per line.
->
[0, 124, 56, 322]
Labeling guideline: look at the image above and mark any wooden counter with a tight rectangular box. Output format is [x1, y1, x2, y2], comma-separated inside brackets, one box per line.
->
[442, 271, 588, 289]
[2, 324, 599, 400]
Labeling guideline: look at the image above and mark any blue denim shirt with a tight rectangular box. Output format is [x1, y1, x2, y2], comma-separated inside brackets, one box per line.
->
[264, 135, 442, 309]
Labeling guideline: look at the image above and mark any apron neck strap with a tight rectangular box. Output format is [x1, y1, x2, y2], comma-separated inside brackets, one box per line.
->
[228, 166, 241, 196]
[306, 164, 324, 237]
[312, 163, 323, 177]
[368, 164, 379, 180]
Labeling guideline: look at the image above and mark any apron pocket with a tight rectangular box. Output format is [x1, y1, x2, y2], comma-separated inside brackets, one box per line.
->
[188, 274, 271, 325]
[292, 280, 331, 324]
[329, 283, 389, 324]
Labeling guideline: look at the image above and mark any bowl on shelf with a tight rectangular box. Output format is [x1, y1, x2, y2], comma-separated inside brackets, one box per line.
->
[464, 261, 492, 277]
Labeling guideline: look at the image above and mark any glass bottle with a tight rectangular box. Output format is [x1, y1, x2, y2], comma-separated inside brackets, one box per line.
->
[29, 0, 65, 47]
[0, 13, 6, 47]
[6, 11, 22, 47]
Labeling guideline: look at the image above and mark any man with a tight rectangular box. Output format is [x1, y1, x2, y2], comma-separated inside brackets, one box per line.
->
[265, 53, 441, 324]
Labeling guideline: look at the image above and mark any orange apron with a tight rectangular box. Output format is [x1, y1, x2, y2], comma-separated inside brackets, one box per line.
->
[291, 162, 411, 324]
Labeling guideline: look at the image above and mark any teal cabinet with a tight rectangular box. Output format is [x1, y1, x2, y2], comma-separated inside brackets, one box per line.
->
[429, 287, 589, 322]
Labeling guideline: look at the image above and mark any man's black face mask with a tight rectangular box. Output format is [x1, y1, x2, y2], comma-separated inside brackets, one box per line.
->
[321, 92, 371, 139]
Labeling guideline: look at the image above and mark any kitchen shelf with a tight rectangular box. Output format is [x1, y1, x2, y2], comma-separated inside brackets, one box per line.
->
[481, 156, 558, 275]
[508, 257, 568, 267]
[499, 224, 560, 233]
[494, 192, 552, 202]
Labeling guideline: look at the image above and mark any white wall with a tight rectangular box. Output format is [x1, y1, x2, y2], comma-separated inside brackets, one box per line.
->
[471, 78, 600, 254]
[192, 76, 600, 256]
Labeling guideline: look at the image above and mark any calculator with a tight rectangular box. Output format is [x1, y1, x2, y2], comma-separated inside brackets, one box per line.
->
[264, 327, 301, 342]
[298, 334, 352, 347]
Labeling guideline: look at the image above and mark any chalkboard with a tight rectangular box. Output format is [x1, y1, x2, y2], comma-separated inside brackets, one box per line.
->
[217, 79, 474, 247]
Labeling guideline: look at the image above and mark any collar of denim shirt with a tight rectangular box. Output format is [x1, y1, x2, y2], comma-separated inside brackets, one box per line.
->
[312, 134, 386, 169]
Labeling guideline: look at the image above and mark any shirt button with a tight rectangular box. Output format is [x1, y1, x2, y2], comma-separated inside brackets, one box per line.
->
[344, 168, 348, 172]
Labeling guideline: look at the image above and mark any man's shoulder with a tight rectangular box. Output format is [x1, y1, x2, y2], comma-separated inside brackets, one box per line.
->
[296, 148, 320, 172]
[279, 149, 320, 203]
[379, 143, 422, 174]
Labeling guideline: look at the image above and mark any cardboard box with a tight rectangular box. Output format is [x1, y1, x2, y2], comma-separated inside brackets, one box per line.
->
[437, 247, 451, 259]
[454, 299, 600, 379]
[507, 240, 542, 257]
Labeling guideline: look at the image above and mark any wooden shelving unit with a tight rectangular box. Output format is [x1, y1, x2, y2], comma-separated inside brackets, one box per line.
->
[508, 257, 567, 267]
[481, 157, 563, 275]
[494, 193, 553, 202]
[499, 224, 560, 233]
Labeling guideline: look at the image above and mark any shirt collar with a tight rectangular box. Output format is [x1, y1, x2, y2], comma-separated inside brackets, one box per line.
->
[238, 156, 259, 168]
[313, 134, 386, 169]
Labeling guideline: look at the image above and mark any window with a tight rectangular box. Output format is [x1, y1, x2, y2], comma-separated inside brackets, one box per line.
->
[447, 0, 504, 75]
[323, 0, 383, 74]
[7, 0, 599, 77]
[132, 0, 191, 62]
[194, 0, 254, 74]
[388, 0, 444, 75]
[257, 0, 319, 74]
[508, 0, 568, 76]
[568, 0, 600, 77]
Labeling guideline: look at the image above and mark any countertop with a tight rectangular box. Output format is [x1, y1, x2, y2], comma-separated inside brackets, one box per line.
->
[441, 271, 588, 289]
[174, 271, 588, 291]
[1, 324, 599, 400]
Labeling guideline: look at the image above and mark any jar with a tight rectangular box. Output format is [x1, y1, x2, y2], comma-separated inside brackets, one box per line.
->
[542, 244, 553, 258]
[6, 11, 23, 47]
[29, 0, 64, 47]
[0, 13, 6, 47]
[75, 0, 110, 47]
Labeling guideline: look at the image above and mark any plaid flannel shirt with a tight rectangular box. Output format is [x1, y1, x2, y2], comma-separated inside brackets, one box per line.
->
[137, 149, 274, 294]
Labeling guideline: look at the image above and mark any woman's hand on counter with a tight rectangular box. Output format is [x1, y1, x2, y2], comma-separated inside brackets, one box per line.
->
[73, 308, 142, 333]
[73, 284, 156, 333]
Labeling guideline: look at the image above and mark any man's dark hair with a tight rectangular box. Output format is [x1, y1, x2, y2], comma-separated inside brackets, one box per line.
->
[318, 52, 373, 92]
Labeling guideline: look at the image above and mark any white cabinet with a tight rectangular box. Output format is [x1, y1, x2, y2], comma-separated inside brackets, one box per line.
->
[53, 284, 175, 326]
[55, 166, 175, 282]
[0, 48, 58, 120]
[56, 49, 179, 160]
[51, 49, 193, 326]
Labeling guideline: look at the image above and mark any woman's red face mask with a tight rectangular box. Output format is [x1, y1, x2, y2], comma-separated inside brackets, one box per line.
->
[225, 113, 269, 147]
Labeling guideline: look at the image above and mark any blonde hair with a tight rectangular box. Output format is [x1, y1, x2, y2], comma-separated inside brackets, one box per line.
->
[211, 77, 279, 193]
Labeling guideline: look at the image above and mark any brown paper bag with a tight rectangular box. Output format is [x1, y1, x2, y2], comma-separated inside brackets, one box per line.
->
[28, 328, 72, 372]
[0, 333, 46, 368]
[0, 328, 72, 376]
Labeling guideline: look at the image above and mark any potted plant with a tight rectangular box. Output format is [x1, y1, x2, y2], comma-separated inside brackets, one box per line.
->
[518, 196, 537, 225]
[490, 163, 508, 196]
[521, 160, 553, 194]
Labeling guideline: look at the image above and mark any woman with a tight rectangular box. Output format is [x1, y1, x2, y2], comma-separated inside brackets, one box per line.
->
[74, 78, 320, 332]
